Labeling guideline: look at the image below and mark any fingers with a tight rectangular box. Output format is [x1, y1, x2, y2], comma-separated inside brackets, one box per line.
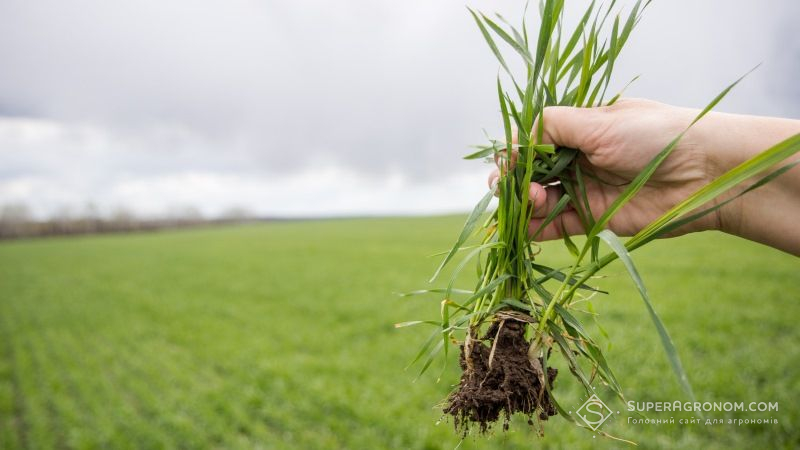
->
[485, 103, 608, 243]
[528, 183, 548, 217]
[493, 106, 604, 175]
[493, 150, 517, 172]
[493, 132, 519, 172]
[488, 169, 499, 189]
[530, 183, 570, 219]
[487, 172, 566, 219]
[493, 106, 604, 176]
[533, 106, 605, 154]
[485, 171, 589, 242]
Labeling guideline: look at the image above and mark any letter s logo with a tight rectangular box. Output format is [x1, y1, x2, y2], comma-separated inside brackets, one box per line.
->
[576, 394, 613, 431]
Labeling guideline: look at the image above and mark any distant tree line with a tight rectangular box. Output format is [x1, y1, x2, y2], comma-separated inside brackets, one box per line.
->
[0, 203, 255, 239]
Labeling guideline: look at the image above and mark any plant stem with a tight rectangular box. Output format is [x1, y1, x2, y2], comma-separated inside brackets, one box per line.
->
[532, 239, 592, 350]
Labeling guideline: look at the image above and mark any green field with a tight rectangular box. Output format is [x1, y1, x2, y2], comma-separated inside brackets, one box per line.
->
[0, 216, 798, 449]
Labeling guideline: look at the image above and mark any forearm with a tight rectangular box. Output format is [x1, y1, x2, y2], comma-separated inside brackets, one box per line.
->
[700, 112, 800, 255]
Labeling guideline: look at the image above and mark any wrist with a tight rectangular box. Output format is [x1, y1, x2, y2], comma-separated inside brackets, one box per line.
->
[700, 112, 800, 177]
[715, 188, 746, 237]
[718, 179, 800, 255]
[693, 112, 800, 237]
[695, 112, 748, 180]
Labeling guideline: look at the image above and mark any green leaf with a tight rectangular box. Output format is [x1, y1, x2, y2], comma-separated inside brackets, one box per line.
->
[562, 226, 579, 257]
[407, 328, 439, 370]
[497, 77, 513, 163]
[445, 241, 504, 298]
[463, 274, 513, 308]
[547, 320, 593, 391]
[494, 13, 527, 48]
[597, 229, 696, 403]
[587, 301, 612, 345]
[554, 303, 590, 338]
[606, 74, 640, 105]
[394, 320, 440, 328]
[560, 1, 595, 64]
[429, 186, 497, 282]
[440, 299, 451, 366]
[416, 339, 445, 380]
[530, 193, 572, 240]
[468, 8, 515, 82]
[480, 13, 535, 67]
[397, 288, 473, 297]
[532, 0, 556, 83]
[531, 262, 607, 294]
[595, 15, 619, 105]
[574, 163, 595, 229]
[690, 66, 759, 128]
[463, 145, 496, 160]
[538, 147, 578, 181]
[575, 26, 596, 106]
[507, 98, 525, 132]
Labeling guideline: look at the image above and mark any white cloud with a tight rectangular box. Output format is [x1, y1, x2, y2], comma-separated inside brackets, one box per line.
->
[0, 116, 490, 218]
[105, 168, 491, 218]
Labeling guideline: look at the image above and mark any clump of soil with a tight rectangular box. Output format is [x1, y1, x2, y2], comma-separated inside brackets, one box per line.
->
[443, 318, 557, 435]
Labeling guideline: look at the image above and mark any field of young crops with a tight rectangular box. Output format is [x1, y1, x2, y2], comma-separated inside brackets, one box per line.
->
[0, 216, 797, 449]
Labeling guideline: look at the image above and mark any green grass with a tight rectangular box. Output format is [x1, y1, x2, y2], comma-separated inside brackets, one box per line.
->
[0, 216, 797, 449]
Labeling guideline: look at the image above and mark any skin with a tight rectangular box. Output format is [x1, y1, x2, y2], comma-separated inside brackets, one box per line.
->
[487, 98, 800, 255]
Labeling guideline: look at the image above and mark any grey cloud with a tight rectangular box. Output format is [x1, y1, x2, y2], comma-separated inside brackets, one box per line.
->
[0, 0, 798, 216]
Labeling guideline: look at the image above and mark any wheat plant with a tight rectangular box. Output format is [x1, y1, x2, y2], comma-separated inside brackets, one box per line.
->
[398, 0, 800, 440]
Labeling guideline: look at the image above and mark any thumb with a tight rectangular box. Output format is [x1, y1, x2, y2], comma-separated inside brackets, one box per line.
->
[534, 106, 606, 154]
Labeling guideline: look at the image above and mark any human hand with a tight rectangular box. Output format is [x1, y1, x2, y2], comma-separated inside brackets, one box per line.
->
[487, 98, 800, 253]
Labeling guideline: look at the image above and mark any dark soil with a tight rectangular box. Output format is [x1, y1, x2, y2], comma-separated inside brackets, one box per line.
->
[443, 319, 558, 435]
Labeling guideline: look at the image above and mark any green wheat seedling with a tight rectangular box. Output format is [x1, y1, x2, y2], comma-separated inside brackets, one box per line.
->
[398, 0, 800, 440]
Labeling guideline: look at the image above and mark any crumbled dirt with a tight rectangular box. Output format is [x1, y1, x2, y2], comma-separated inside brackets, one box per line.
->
[443, 319, 557, 435]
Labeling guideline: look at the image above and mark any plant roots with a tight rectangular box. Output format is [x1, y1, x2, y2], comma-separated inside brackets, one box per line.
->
[443, 319, 557, 436]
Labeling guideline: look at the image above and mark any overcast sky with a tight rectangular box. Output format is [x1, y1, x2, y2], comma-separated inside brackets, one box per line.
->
[0, 0, 798, 219]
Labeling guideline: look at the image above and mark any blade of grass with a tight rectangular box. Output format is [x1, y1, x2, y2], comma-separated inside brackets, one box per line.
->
[468, 8, 516, 86]
[498, 77, 513, 163]
[606, 74, 640, 105]
[398, 288, 473, 297]
[430, 185, 497, 282]
[481, 13, 534, 67]
[597, 229, 696, 403]
[530, 193, 571, 240]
